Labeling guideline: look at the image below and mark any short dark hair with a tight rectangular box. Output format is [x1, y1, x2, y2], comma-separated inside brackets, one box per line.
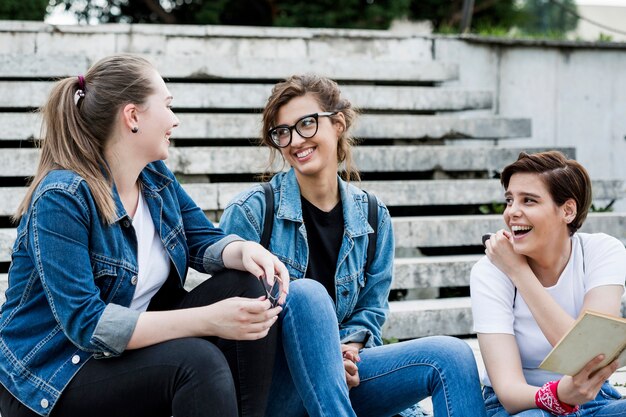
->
[501, 151, 592, 235]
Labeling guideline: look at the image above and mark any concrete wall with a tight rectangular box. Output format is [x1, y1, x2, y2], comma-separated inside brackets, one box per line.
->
[434, 36, 626, 210]
[576, 4, 626, 42]
[1, 21, 624, 208]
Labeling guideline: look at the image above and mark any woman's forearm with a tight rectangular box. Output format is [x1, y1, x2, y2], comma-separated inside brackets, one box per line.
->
[126, 307, 212, 349]
[510, 267, 575, 346]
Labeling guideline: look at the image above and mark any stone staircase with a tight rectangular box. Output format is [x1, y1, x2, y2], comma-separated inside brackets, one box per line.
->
[0, 22, 625, 344]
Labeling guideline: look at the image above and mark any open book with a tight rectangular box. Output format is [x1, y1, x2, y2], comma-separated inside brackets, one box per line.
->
[539, 310, 626, 376]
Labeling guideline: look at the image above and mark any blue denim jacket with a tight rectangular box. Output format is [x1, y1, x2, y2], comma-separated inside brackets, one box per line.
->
[0, 161, 240, 416]
[220, 168, 393, 348]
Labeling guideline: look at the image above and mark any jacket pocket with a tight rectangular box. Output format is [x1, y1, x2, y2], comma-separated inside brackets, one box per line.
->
[92, 262, 119, 302]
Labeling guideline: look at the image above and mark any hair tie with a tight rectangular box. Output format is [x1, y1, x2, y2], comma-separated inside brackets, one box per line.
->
[77, 75, 85, 90]
[74, 75, 86, 106]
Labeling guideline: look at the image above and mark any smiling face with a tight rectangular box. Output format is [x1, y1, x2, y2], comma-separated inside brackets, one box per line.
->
[275, 94, 344, 182]
[503, 172, 575, 259]
[133, 69, 179, 163]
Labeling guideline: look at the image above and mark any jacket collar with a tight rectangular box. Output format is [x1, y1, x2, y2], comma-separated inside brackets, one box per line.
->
[275, 168, 372, 238]
[112, 163, 173, 222]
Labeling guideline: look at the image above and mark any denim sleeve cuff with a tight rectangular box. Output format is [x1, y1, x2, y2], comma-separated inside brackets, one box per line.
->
[202, 234, 245, 274]
[340, 328, 375, 348]
[91, 303, 141, 357]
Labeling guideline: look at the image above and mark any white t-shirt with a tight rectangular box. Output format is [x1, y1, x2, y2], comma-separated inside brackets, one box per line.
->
[470, 233, 626, 387]
[129, 192, 171, 312]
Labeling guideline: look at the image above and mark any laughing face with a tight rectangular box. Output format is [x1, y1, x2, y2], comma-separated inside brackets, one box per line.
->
[134, 69, 179, 163]
[275, 94, 344, 181]
[503, 172, 574, 259]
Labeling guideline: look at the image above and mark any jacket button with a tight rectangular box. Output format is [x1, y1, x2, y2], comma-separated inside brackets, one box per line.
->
[41, 398, 49, 408]
[123, 220, 131, 228]
[169, 243, 176, 250]
[71, 355, 80, 365]
[103, 351, 112, 357]
[131, 275, 138, 285]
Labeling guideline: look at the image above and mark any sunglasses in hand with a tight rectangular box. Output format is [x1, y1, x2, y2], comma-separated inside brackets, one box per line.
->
[261, 275, 281, 307]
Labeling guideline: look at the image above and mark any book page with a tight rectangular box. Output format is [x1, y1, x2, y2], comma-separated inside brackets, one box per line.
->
[539, 311, 626, 376]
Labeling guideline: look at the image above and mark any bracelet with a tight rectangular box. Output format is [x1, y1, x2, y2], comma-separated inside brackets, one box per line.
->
[535, 380, 580, 415]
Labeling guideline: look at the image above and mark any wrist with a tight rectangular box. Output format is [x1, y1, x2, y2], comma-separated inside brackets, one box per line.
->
[535, 380, 579, 415]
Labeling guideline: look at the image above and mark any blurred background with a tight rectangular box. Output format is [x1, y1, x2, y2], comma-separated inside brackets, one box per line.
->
[2, 0, 626, 42]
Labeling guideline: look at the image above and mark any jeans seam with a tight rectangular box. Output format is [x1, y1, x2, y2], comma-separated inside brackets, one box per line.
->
[359, 361, 453, 417]
[284, 305, 327, 417]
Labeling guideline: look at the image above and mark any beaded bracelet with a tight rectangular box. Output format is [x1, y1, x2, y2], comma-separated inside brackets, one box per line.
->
[535, 380, 579, 415]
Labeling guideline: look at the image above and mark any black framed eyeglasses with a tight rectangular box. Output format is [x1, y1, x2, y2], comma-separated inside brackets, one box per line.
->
[268, 112, 337, 148]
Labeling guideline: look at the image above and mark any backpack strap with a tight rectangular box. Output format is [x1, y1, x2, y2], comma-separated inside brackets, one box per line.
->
[260, 183, 274, 249]
[363, 191, 378, 274]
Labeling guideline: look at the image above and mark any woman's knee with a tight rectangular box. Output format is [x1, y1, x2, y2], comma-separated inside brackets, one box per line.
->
[285, 279, 333, 311]
[405, 336, 477, 374]
[212, 269, 266, 299]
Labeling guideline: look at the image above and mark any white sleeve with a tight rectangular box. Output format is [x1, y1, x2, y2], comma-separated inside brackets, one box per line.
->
[581, 233, 626, 293]
[470, 256, 517, 334]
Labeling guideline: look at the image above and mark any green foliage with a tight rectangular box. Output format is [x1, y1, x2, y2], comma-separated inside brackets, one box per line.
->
[410, 0, 524, 33]
[590, 200, 615, 213]
[48, 0, 273, 25]
[46, 0, 409, 28]
[383, 336, 399, 344]
[0, 0, 48, 20]
[597, 32, 613, 42]
[273, 0, 411, 30]
[519, 0, 578, 36]
[478, 202, 506, 215]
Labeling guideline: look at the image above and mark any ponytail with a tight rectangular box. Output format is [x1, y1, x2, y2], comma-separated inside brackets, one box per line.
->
[14, 54, 155, 224]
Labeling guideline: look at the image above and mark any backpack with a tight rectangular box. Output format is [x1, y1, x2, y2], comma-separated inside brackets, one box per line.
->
[259, 182, 378, 276]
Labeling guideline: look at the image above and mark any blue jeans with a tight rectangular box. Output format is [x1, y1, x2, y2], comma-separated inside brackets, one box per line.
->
[483, 382, 626, 416]
[265, 279, 487, 417]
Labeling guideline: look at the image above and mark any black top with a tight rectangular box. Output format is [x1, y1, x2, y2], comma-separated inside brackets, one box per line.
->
[301, 196, 344, 302]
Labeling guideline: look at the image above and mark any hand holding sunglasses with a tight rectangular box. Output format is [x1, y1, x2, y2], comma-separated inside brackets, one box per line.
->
[261, 275, 281, 308]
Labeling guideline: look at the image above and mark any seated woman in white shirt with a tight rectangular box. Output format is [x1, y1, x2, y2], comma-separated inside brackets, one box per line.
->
[470, 150, 626, 417]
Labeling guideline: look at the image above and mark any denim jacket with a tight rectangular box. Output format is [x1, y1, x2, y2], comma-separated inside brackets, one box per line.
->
[0, 161, 240, 416]
[220, 168, 393, 348]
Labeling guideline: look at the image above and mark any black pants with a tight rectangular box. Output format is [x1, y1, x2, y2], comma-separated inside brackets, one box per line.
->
[0, 269, 277, 417]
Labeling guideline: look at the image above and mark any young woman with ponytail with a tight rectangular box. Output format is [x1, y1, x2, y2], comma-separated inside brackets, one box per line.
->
[0, 54, 289, 417]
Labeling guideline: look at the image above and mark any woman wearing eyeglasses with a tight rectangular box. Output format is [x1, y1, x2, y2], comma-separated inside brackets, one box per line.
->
[219, 74, 487, 417]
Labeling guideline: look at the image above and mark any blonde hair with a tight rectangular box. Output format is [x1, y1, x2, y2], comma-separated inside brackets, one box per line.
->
[260, 74, 360, 182]
[15, 54, 155, 224]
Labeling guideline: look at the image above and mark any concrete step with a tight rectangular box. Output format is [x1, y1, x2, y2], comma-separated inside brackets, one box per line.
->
[0, 146, 572, 178]
[0, 113, 530, 141]
[2, 213, 624, 262]
[384, 297, 472, 339]
[0, 81, 493, 112]
[1, 179, 622, 216]
[392, 212, 626, 248]
[0, 22, 436, 66]
[0, 54, 458, 82]
[182, 255, 482, 291]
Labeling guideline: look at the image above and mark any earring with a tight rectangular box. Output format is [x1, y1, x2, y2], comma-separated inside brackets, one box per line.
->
[131, 126, 139, 133]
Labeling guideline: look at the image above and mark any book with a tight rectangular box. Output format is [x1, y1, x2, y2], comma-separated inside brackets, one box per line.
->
[539, 310, 626, 376]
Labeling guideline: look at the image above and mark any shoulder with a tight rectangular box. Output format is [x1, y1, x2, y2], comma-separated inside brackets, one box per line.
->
[470, 256, 510, 288]
[348, 183, 390, 220]
[225, 183, 266, 210]
[33, 170, 91, 202]
[577, 232, 625, 255]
